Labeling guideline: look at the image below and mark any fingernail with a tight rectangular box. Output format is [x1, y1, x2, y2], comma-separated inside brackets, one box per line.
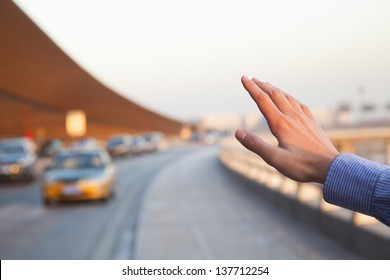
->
[241, 75, 249, 81]
[235, 129, 247, 141]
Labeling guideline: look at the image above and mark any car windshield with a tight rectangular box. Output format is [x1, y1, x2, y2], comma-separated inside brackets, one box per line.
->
[54, 153, 104, 169]
[0, 145, 25, 156]
[132, 138, 143, 144]
[107, 138, 125, 147]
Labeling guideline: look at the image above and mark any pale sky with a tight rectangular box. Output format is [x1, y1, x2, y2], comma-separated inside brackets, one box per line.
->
[14, 0, 390, 121]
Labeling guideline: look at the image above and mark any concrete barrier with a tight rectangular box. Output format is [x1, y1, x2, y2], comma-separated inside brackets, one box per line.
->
[219, 138, 390, 259]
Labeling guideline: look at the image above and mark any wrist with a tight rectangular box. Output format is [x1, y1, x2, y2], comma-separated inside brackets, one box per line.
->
[312, 152, 340, 184]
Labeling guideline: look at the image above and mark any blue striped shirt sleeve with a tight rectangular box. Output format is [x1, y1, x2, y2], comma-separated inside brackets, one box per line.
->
[323, 153, 390, 226]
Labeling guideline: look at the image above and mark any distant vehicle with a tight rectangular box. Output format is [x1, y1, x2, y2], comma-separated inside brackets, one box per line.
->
[141, 132, 165, 152]
[70, 137, 100, 151]
[0, 137, 37, 182]
[190, 131, 204, 142]
[106, 135, 132, 157]
[203, 131, 223, 145]
[38, 139, 63, 158]
[190, 130, 227, 144]
[129, 136, 147, 155]
[41, 149, 117, 206]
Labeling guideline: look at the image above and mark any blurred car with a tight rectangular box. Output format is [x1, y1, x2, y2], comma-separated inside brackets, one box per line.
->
[0, 137, 37, 181]
[141, 132, 165, 152]
[106, 134, 132, 157]
[38, 139, 63, 158]
[129, 136, 147, 155]
[41, 149, 116, 205]
[190, 131, 205, 142]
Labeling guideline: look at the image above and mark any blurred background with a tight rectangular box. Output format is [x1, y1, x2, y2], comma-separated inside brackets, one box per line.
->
[0, 0, 389, 259]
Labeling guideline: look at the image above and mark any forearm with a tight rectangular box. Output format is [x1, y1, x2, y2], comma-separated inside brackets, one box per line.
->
[323, 153, 390, 226]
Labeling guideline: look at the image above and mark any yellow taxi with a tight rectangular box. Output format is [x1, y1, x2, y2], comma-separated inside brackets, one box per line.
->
[41, 149, 116, 206]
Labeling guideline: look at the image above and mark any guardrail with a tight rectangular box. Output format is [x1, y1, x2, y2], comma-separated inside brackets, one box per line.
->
[219, 135, 390, 259]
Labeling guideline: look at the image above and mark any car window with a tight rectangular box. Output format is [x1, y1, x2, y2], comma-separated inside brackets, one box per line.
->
[55, 153, 104, 169]
[107, 138, 125, 146]
[133, 137, 145, 144]
[0, 145, 25, 155]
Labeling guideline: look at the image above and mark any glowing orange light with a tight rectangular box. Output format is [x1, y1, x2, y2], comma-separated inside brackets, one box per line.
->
[66, 110, 86, 137]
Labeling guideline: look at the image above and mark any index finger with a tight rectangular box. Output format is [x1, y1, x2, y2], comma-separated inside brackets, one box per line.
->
[241, 76, 282, 124]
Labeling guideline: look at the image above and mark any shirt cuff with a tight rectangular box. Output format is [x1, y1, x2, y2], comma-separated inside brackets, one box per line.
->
[323, 153, 388, 215]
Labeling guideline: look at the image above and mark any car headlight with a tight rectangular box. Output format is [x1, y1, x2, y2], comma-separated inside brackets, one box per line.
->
[9, 164, 21, 174]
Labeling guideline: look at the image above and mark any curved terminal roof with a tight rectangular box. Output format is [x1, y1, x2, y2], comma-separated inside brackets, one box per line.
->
[0, 0, 183, 140]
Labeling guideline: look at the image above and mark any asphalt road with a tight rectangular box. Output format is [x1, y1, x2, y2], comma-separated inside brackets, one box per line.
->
[0, 146, 195, 259]
[0, 145, 359, 260]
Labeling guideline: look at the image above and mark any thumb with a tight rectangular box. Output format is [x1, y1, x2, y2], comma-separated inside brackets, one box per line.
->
[235, 129, 281, 167]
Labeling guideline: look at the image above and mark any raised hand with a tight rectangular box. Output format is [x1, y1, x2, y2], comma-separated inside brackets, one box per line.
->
[235, 76, 339, 183]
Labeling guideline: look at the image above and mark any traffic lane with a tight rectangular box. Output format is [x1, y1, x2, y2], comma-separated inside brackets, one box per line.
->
[135, 146, 361, 259]
[0, 156, 55, 207]
[0, 147, 195, 259]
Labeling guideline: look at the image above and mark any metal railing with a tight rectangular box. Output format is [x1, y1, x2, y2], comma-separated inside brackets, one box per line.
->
[219, 130, 390, 240]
